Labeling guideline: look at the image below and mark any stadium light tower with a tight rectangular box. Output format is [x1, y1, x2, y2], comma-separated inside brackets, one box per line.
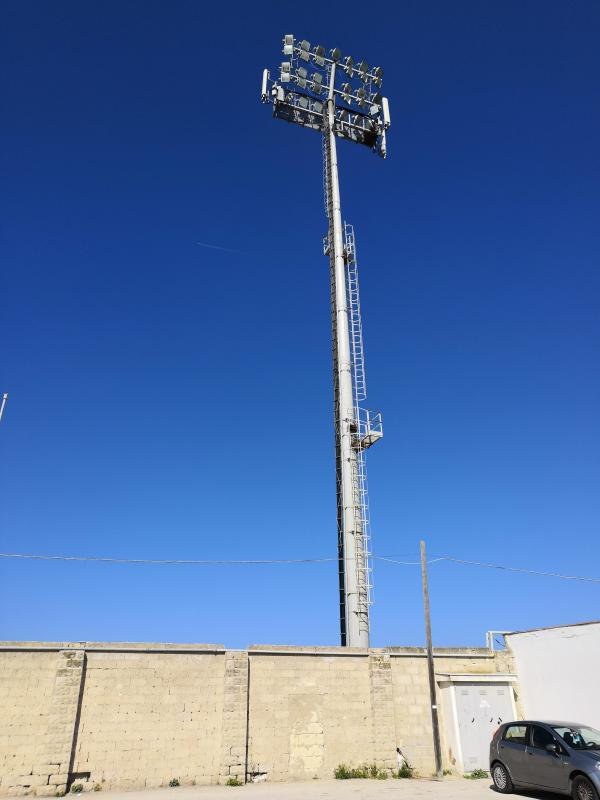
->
[261, 37, 391, 648]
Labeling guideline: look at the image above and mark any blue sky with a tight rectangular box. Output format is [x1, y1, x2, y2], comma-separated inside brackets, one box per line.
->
[1, 0, 599, 649]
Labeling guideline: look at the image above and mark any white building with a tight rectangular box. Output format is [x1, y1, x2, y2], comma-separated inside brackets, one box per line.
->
[505, 620, 600, 728]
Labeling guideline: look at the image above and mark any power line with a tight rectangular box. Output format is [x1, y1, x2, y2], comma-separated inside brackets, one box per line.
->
[0, 553, 336, 566]
[0, 550, 599, 583]
[374, 556, 446, 566]
[433, 556, 600, 585]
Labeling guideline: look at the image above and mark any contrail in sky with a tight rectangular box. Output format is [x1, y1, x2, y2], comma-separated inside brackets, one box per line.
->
[195, 241, 240, 253]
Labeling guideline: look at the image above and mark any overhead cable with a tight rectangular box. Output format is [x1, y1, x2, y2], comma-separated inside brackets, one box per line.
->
[1, 551, 599, 584]
[0, 553, 335, 565]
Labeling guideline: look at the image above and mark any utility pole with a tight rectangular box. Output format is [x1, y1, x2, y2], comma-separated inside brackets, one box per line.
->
[0, 393, 8, 423]
[420, 539, 443, 778]
[261, 37, 390, 646]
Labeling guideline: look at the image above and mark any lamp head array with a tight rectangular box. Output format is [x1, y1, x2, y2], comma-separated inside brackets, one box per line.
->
[281, 35, 383, 87]
[261, 34, 391, 158]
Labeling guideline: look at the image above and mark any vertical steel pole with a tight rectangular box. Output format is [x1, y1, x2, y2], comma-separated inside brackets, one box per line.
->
[420, 540, 443, 778]
[325, 65, 369, 648]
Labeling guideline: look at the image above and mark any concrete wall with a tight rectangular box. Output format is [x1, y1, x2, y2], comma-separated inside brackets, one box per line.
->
[0, 642, 515, 795]
[506, 621, 600, 728]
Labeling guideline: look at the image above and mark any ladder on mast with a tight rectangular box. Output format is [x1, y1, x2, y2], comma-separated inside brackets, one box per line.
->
[344, 223, 382, 616]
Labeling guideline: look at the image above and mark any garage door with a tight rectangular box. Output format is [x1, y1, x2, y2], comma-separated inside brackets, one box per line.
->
[456, 683, 514, 771]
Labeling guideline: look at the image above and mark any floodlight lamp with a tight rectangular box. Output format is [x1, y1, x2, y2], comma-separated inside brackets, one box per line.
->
[296, 66, 307, 87]
[313, 100, 324, 114]
[372, 66, 383, 87]
[358, 60, 369, 81]
[330, 47, 341, 62]
[299, 40, 310, 63]
[283, 34, 294, 55]
[299, 96, 309, 109]
[280, 62, 291, 82]
[313, 45, 325, 66]
[341, 82, 351, 102]
[356, 87, 366, 107]
[343, 56, 354, 76]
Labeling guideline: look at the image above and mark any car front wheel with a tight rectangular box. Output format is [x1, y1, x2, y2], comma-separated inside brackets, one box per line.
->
[572, 776, 599, 800]
[491, 762, 514, 794]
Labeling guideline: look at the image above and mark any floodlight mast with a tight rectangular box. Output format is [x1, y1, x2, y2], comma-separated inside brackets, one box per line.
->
[262, 36, 389, 647]
[324, 65, 368, 647]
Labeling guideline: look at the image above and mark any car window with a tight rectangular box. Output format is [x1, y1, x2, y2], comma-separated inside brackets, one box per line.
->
[531, 725, 555, 749]
[554, 727, 600, 751]
[504, 725, 528, 745]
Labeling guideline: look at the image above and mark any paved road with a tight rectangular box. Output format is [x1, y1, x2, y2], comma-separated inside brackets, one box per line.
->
[44, 779, 556, 800]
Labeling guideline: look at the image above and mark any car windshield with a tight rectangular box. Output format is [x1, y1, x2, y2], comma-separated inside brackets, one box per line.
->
[553, 726, 600, 750]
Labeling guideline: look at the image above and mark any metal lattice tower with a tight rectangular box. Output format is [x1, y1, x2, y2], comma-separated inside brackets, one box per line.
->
[261, 37, 390, 647]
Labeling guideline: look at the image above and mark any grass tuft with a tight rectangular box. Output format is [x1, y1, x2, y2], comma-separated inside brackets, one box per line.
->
[464, 769, 489, 780]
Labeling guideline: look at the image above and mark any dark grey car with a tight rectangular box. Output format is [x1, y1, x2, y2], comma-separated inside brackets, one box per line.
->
[490, 721, 600, 800]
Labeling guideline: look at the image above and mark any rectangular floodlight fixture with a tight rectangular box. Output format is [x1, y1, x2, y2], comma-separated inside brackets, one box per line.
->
[313, 44, 325, 66]
[299, 40, 311, 61]
[283, 34, 294, 55]
[296, 66, 307, 87]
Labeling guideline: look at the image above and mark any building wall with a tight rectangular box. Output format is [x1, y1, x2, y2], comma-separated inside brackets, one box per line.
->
[506, 621, 600, 728]
[72, 650, 228, 790]
[0, 642, 515, 795]
[0, 651, 61, 796]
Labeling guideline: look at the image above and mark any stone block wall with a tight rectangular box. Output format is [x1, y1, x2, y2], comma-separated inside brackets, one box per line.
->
[0, 642, 516, 794]
[72, 649, 226, 789]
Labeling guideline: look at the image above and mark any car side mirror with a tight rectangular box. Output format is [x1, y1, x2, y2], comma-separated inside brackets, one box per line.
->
[546, 743, 559, 755]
